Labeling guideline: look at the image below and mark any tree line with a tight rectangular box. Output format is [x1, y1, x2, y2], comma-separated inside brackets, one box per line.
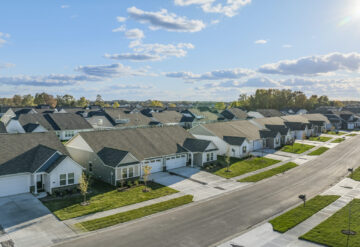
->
[227, 89, 344, 111]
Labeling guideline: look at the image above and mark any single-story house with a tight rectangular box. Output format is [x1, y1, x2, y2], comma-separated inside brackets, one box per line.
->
[189, 120, 265, 158]
[6, 113, 93, 140]
[301, 114, 330, 133]
[251, 117, 293, 145]
[65, 126, 218, 185]
[220, 108, 248, 121]
[256, 109, 284, 118]
[180, 108, 220, 128]
[151, 111, 185, 126]
[0, 132, 84, 197]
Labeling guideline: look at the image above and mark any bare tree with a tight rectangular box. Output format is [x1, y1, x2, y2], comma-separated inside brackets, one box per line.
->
[142, 165, 152, 192]
[79, 172, 90, 206]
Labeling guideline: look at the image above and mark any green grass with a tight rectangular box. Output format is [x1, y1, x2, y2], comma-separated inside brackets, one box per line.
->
[300, 199, 360, 247]
[280, 143, 315, 154]
[238, 162, 298, 182]
[326, 131, 347, 136]
[76, 195, 193, 231]
[349, 167, 360, 181]
[347, 133, 357, 136]
[206, 156, 281, 179]
[269, 195, 340, 233]
[331, 138, 345, 143]
[42, 180, 178, 221]
[308, 136, 332, 142]
[307, 147, 329, 156]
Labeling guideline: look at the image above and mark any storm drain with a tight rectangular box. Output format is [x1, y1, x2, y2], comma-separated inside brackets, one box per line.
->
[0, 240, 14, 247]
[214, 186, 226, 190]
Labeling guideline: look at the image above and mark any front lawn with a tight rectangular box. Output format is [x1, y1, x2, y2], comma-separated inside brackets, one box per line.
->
[331, 138, 345, 143]
[307, 147, 329, 156]
[269, 195, 340, 233]
[239, 162, 297, 183]
[308, 136, 332, 142]
[349, 167, 360, 181]
[326, 131, 346, 136]
[205, 156, 281, 179]
[280, 143, 315, 154]
[300, 199, 360, 247]
[76, 195, 193, 231]
[347, 133, 357, 136]
[42, 180, 178, 220]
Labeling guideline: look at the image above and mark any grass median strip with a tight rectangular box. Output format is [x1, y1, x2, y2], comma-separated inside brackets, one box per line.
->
[331, 138, 345, 143]
[308, 136, 332, 142]
[76, 195, 193, 231]
[349, 167, 360, 181]
[269, 195, 340, 233]
[347, 133, 357, 136]
[300, 199, 360, 247]
[208, 156, 281, 179]
[307, 147, 329, 156]
[42, 181, 178, 221]
[326, 131, 347, 136]
[238, 162, 298, 183]
[280, 143, 315, 154]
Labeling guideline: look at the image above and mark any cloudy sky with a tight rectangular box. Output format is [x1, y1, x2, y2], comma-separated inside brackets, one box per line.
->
[1, 0, 360, 101]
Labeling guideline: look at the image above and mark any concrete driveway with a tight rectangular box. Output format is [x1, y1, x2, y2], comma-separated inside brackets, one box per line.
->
[0, 193, 75, 247]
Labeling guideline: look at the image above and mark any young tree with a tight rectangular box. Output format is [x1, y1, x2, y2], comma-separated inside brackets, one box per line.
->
[215, 102, 226, 110]
[225, 147, 231, 172]
[76, 96, 89, 108]
[150, 100, 164, 107]
[142, 165, 152, 192]
[79, 172, 90, 206]
[95, 94, 104, 107]
[21, 94, 35, 106]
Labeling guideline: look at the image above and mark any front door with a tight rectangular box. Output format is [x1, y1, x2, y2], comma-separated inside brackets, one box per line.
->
[36, 174, 44, 191]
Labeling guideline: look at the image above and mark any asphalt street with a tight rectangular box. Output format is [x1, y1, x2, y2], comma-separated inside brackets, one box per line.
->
[56, 136, 360, 247]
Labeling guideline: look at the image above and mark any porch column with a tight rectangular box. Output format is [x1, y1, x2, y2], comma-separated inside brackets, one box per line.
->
[34, 174, 37, 194]
[191, 153, 194, 167]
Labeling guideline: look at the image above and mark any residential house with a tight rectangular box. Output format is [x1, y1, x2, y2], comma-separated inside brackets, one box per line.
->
[220, 108, 248, 121]
[103, 108, 155, 128]
[301, 114, 330, 133]
[256, 109, 284, 117]
[0, 132, 84, 197]
[6, 113, 93, 140]
[151, 111, 184, 126]
[181, 108, 220, 128]
[247, 111, 265, 119]
[65, 126, 218, 185]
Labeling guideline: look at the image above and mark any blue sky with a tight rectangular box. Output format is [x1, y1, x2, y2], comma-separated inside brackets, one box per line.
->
[1, 0, 360, 101]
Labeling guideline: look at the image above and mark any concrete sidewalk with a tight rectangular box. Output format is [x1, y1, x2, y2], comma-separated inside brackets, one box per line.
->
[63, 192, 186, 229]
[218, 178, 360, 247]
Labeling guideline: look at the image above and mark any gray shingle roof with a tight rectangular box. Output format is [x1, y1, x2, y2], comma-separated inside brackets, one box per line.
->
[221, 108, 247, 120]
[103, 108, 153, 127]
[45, 113, 93, 130]
[183, 138, 212, 152]
[257, 109, 283, 117]
[223, 136, 246, 146]
[78, 126, 193, 161]
[97, 147, 130, 167]
[17, 114, 54, 131]
[0, 132, 68, 176]
[151, 111, 183, 124]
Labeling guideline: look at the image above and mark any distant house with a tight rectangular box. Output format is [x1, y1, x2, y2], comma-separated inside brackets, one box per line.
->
[181, 108, 220, 128]
[103, 108, 155, 128]
[151, 111, 184, 126]
[0, 132, 84, 197]
[247, 111, 265, 119]
[220, 108, 248, 121]
[66, 126, 218, 185]
[256, 109, 284, 118]
[6, 113, 93, 140]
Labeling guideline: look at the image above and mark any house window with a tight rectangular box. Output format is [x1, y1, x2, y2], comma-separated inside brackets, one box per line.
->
[176, 155, 180, 158]
[207, 153, 210, 162]
[60, 174, 66, 186]
[210, 153, 214, 161]
[129, 167, 134, 178]
[166, 158, 170, 160]
[68, 173, 74, 184]
[89, 162, 93, 172]
[242, 146, 247, 153]
[171, 157, 175, 159]
[134, 166, 139, 177]
[156, 159, 161, 162]
[122, 168, 128, 179]
[151, 160, 155, 163]
[145, 161, 150, 164]
[181, 154, 186, 158]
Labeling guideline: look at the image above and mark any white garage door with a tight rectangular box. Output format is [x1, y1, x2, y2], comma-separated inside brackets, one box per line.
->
[0, 174, 30, 197]
[166, 155, 187, 170]
[143, 159, 163, 173]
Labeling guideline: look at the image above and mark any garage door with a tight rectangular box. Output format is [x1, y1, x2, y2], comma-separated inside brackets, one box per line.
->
[166, 155, 187, 170]
[143, 160, 163, 173]
[0, 174, 30, 197]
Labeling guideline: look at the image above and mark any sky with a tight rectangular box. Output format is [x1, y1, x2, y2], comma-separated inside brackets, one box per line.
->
[1, 0, 360, 101]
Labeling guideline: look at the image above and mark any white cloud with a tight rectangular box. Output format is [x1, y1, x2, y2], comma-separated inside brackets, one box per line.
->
[174, 0, 251, 17]
[0, 32, 10, 47]
[125, 28, 145, 39]
[242, 77, 279, 87]
[127, 6, 205, 32]
[211, 19, 220, 25]
[112, 24, 126, 32]
[166, 68, 253, 81]
[116, 16, 127, 22]
[282, 44, 293, 48]
[105, 42, 194, 62]
[254, 39, 267, 44]
[259, 52, 360, 76]
[76, 63, 153, 77]
[60, 5, 70, 8]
